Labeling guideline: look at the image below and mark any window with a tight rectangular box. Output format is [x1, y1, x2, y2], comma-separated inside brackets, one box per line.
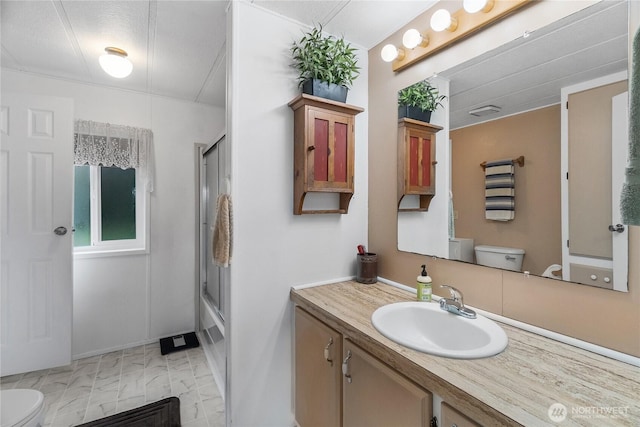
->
[73, 120, 154, 255]
[73, 165, 144, 252]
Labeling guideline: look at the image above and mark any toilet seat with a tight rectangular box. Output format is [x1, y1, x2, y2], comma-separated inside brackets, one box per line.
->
[0, 389, 44, 427]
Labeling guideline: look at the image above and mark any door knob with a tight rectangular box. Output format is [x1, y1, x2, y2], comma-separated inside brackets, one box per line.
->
[53, 226, 68, 236]
[608, 224, 625, 233]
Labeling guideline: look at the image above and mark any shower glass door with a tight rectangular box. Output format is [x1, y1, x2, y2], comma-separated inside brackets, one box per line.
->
[204, 142, 224, 319]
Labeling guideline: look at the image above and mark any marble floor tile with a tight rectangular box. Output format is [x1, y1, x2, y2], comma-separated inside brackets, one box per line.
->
[83, 401, 116, 423]
[184, 419, 210, 427]
[115, 394, 146, 412]
[0, 341, 224, 427]
[50, 409, 86, 427]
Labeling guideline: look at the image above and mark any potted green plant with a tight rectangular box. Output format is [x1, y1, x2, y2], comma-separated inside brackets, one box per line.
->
[291, 25, 360, 103]
[397, 79, 446, 123]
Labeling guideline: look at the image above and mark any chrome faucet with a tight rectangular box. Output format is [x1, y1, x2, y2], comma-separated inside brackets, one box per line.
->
[439, 285, 477, 319]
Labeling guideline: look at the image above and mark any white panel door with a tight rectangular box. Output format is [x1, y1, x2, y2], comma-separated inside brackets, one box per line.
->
[611, 92, 629, 292]
[560, 72, 629, 291]
[1, 94, 74, 376]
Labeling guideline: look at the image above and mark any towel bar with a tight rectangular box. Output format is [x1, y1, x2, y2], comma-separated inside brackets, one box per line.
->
[480, 155, 525, 170]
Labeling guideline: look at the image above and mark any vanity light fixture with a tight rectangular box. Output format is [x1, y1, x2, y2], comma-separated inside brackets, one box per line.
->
[381, 44, 405, 62]
[430, 9, 458, 32]
[387, 0, 530, 72]
[469, 105, 501, 117]
[463, 0, 495, 14]
[402, 29, 429, 49]
[99, 47, 133, 78]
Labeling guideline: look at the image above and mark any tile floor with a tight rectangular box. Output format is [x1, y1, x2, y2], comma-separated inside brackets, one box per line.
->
[0, 342, 224, 427]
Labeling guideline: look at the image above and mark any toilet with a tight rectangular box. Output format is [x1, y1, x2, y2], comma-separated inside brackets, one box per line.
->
[475, 245, 525, 272]
[0, 389, 45, 427]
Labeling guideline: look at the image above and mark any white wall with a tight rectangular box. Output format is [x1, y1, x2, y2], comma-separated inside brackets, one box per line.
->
[2, 70, 225, 357]
[227, 3, 369, 425]
[397, 77, 450, 257]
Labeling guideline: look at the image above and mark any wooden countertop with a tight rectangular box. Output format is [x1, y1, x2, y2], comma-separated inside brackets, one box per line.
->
[290, 281, 640, 426]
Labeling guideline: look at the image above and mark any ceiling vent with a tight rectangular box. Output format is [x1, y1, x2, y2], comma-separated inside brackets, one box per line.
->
[469, 105, 501, 117]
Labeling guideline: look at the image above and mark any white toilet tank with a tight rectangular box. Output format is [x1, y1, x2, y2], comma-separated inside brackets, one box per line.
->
[475, 245, 525, 272]
[0, 389, 45, 427]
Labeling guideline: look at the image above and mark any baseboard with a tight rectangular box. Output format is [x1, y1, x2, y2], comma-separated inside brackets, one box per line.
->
[72, 330, 195, 360]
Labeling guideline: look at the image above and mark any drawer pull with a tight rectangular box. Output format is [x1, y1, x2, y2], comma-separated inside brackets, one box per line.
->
[342, 350, 352, 383]
[324, 337, 334, 366]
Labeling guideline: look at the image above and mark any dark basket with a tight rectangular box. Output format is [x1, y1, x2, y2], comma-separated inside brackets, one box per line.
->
[302, 79, 348, 103]
[398, 105, 432, 123]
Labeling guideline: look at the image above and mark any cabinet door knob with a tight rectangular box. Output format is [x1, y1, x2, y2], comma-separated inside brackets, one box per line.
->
[323, 337, 334, 366]
[308, 145, 315, 151]
[342, 350, 352, 383]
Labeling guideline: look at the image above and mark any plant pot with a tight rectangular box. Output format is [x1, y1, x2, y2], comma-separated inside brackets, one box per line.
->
[398, 105, 432, 123]
[302, 79, 348, 103]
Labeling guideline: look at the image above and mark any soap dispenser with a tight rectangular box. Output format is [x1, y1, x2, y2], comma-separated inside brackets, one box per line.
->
[416, 264, 432, 302]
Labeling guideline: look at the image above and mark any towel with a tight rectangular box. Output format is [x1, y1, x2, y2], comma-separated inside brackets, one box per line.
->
[212, 194, 233, 267]
[485, 159, 515, 221]
[621, 25, 640, 225]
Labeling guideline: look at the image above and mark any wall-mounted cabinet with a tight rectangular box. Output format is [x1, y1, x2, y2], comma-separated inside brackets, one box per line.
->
[289, 94, 364, 215]
[397, 118, 442, 211]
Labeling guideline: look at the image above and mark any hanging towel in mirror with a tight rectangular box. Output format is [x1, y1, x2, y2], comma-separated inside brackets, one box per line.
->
[485, 159, 515, 221]
[212, 194, 233, 267]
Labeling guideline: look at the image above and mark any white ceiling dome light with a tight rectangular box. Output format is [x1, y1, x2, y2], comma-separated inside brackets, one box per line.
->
[99, 47, 133, 78]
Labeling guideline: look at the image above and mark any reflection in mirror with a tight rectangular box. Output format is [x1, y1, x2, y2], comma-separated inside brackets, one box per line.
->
[397, 1, 630, 292]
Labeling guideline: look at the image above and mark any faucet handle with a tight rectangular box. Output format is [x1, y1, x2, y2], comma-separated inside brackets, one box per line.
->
[441, 285, 463, 304]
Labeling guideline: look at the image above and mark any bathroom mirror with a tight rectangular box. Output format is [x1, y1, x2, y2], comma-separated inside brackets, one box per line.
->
[397, 0, 630, 292]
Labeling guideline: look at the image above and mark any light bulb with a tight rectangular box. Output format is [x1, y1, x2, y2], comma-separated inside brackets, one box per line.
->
[381, 44, 405, 62]
[402, 29, 428, 49]
[99, 47, 133, 78]
[463, 0, 494, 13]
[430, 9, 457, 32]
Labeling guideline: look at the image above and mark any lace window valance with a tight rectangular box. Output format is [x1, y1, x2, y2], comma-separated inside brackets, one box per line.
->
[74, 120, 154, 192]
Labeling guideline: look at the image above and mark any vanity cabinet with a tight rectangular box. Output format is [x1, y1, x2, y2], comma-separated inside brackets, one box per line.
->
[343, 340, 433, 427]
[294, 307, 433, 427]
[289, 94, 364, 215]
[440, 402, 481, 427]
[397, 118, 442, 211]
[295, 307, 342, 427]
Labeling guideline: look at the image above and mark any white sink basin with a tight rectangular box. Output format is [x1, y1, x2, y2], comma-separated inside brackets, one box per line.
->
[371, 301, 508, 359]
